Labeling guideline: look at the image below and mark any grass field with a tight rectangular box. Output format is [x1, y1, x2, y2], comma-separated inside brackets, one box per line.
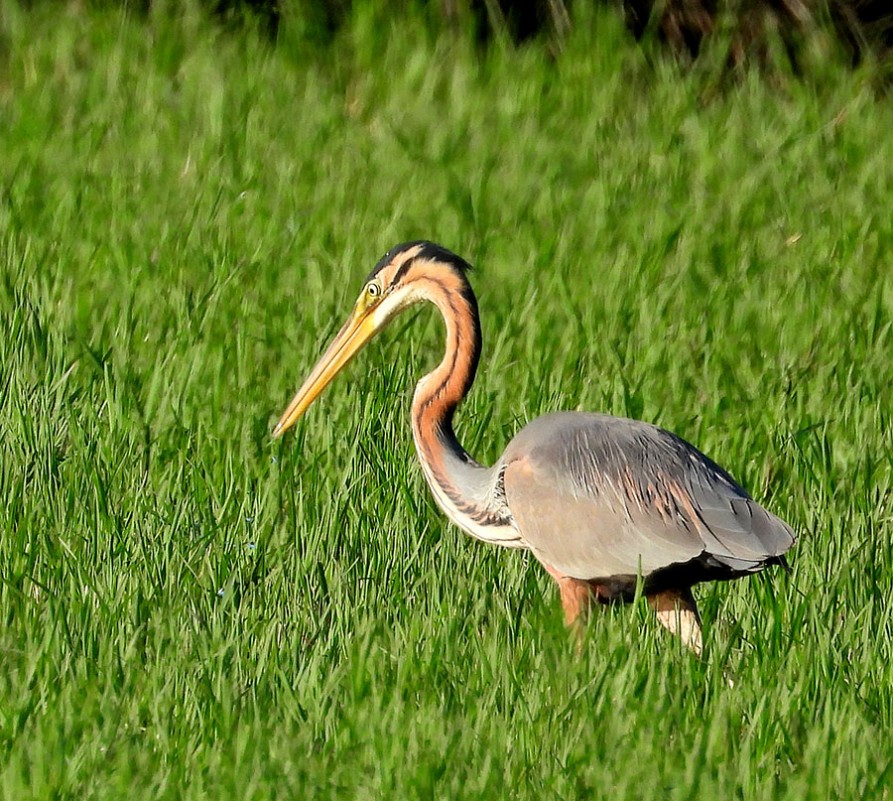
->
[2, 4, 892, 798]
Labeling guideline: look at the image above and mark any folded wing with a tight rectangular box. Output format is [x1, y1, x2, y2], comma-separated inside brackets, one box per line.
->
[500, 412, 796, 583]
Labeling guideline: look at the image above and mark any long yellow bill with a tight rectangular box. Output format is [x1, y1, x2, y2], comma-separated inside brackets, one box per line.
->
[273, 309, 378, 438]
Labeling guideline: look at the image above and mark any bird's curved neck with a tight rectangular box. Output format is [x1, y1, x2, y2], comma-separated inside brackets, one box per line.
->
[407, 269, 519, 546]
[411, 273, 481, 463]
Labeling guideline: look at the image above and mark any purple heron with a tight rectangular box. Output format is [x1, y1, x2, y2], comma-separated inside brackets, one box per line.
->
[274, 241, 796, 653]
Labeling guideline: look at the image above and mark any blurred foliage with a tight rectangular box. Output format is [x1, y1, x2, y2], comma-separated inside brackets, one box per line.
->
[10, 0, 892, 71]
[131, 1, 893, 71]
[623, 1, 892, 70]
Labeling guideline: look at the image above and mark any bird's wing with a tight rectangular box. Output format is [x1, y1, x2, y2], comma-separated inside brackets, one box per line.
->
[499, 412, 795, 581]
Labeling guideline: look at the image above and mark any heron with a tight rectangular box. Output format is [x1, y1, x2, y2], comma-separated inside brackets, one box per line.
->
[274, 241, 796, 653]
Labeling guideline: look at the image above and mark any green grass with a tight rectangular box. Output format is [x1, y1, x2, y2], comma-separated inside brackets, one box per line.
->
[2, 4, 892, 798]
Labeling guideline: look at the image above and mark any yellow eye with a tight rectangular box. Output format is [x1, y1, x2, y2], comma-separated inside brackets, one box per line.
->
[366, 282, 382, 299]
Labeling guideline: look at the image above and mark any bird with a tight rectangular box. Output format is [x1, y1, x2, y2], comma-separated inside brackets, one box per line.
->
[273, 241, 796, 654]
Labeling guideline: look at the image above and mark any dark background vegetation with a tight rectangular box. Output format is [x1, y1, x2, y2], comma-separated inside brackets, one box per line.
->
[65, 0, 893, 73]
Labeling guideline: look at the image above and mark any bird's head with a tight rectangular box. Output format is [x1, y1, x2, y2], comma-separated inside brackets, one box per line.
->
[272, 240, 473, 437]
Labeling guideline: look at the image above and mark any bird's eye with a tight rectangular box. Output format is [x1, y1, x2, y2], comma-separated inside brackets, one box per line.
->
[367, 282, 382, 298]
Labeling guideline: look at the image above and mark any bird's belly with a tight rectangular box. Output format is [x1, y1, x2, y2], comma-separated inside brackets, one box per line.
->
[527, 543, 651, 582]
[517, 511, 695, 580]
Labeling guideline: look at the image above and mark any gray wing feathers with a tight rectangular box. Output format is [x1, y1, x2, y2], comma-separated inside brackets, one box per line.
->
[501, 412, 796, 580]
[693, 495, 795, 570]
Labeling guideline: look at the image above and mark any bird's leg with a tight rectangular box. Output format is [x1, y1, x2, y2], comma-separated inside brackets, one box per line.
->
[544, 566, 594, 650]
[557, 578, 595, 628]
[648, 588, 703, 656]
